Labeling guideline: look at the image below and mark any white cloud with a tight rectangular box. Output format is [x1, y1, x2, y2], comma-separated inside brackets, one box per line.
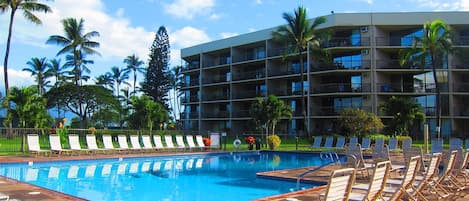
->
[414, 0, 469, 10]
[170, 26, 211, 48]
[163, 0, 219, 20]
[209, 13, 221, 20]
[0, 67, 35, 91]
[248, 28, 257, 32]
[220, 32, 238, 39]
[1, 0, 154, 62]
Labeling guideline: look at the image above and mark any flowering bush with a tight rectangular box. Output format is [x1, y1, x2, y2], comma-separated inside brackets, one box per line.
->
[203, 137, 211, 146]
[56, 118, 68, 144]
[89, 127, 96, 135]
[267, 135, 281, 150]
[245, 136, 256, 145]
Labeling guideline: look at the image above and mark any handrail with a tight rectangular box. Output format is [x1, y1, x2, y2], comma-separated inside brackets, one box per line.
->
[296, 151, 342, 190]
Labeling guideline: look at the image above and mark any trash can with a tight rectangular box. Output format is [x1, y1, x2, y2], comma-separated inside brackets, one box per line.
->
[255, 138, 261, 150]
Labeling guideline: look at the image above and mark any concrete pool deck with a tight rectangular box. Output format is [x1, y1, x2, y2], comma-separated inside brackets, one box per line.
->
[0, 151, 469, 200]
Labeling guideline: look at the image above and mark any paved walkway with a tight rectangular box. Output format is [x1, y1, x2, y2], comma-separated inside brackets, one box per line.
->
[0, 151, 468, 200]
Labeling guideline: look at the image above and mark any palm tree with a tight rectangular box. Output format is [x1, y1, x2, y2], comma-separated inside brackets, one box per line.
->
[47, 58, 67, 118]
[123, 54, 145, 94]
[168, 65, 183, 121]
[46, 17, 100, 85]
[272, 6, 326, 137]
[400, 19, 453, 139]
[1, 0, 52, 108]
[22, 57, 52, 95]
[63, 50, 92, 85]
[109, 66, 129, 98]
[95, 73, 113, 90]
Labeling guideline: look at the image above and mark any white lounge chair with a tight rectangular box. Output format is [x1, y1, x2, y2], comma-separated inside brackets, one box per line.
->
[141, 135, 155, 151]
[319, 168, 356, 201]
[335, 136, 345, 149]
[195, 135, 206, 150]
[49, 134, 72, 155]
[153, 135, 164, 150]
[409, 153, 442, 200]
[210, 133, 220, 150]
[185, 135, 198, 150]
[102, 135, 117, 152]
[68, 134, 90, 154]
[388, 138, 398, 151]
[164, 135, 176, 150]
[382, 156, 421, 200]
[324, 136, 333, 148]
[402, 138, 412, 150]
[86, 134, 106, 154]
[27, 134, 51, 156]
[349, 160, 391, 201]
[129, 135, 143, 152]
[175, 135, 186, 150]
[118, 135, 131, 153]
[311, 136, 322, 149]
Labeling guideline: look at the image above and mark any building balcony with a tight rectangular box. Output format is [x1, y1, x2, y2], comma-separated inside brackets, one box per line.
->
[182, 63, 200, 72]
[202, 76, 230, 84]
[454, 107, 469, 116]
[376, 60, 421, 69]
[377, 83, 437, 93]
[312, 83, 371, 94]
[311, 60, 371, 72]
[456, 36, 469, 46]
[181, 95, 199, 103]
[232, 71, 265, 81]
[202, 93, 229, 101]
[232, 110, 250, 118]
[232, 90, 266, 99]
[453, 83, 469, 92]
[376, 36, 416, 47]
[269, 88, 304, 96]
[322, 37, 370, 48]
[313, 106, 371, 116]
[267, 46, 296, 57]
[201, 111, 229, 118]
[183, 79, 200, 87]
[269, 68, 301, 77]
[181, 112, 199, 119]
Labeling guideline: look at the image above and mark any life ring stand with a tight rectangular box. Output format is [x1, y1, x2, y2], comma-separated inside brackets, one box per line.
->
[233, 139, 242, 149]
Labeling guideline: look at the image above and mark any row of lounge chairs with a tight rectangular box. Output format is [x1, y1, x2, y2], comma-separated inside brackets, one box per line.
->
[27, 134, 210, 156]
[321, 147, 469, 200]
[311, 136, 413, 151]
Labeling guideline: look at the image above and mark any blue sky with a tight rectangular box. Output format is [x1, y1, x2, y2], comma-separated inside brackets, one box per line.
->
[1, 0, 468, 92]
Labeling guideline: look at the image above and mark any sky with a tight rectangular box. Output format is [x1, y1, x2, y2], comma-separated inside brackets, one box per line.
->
[1, 0, 469, 94]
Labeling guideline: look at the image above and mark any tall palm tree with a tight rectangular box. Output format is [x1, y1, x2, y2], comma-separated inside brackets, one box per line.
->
[272, 6, 326, 137]
[109, 66, 129, 98]
[1, 0, 51, 107]
[400, 19, 453, 139]
[168, 65, 183, 121]
[47, 58, 66, 118]
[22, 57, 52, 95]
[123, 54, 145, 95]
[95, 73, 113, 90]
[63, 50, 92, 85]
[46, 17, 100, 85]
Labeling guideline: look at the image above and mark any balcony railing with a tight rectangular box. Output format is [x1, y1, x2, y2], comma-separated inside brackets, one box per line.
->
[181, 95, 199, 103]
[454, 107, 469, 116]
[201, 111, 229, 118]
[312, 106, 371, 116]
[232, 110, 250, 118]
[202, 93, 229, 101]
[269, 88, 304, 96]
[202, 76, 230, 84]
[182, 63, 200, 71]
[322, 37, 370, 48]
[453, 83, 469, 92]
[377, 83, 437, 93]
[376, 36, 417, 46]
[269, 68, 301, 77]
[232, 71, 265, 81]
[232, 90, 266, 99]
[312, 83, 371, 94]
[183, 79, 200, 87]
[181, 112, 199, 119]
[267, 46, 296, 57]
[311, 60, 371, 72]
[456, 36, 469, 46]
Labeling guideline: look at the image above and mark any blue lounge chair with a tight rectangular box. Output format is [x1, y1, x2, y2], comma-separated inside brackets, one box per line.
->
[311, 136, 322, 149]
[324, 136, 334, 148]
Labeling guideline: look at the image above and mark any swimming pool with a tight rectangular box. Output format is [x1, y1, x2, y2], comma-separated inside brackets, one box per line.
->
[0, 151, 342, 201]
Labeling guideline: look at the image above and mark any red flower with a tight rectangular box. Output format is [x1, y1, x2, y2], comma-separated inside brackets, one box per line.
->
[245, 136, 255, 144]
[203, 137, 211, 146]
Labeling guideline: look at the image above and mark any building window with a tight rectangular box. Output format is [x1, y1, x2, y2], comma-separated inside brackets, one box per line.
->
[333, 97, 363, 113]
[254, 46, 265, 59]
[351, 76, 362, 92]
[333, 54, 362, 69]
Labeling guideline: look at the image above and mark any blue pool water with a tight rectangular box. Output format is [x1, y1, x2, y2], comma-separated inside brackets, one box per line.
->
[0, 151, 343, 201]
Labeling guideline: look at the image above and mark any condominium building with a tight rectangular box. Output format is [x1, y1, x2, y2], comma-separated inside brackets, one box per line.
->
[180, 11, 469, 138]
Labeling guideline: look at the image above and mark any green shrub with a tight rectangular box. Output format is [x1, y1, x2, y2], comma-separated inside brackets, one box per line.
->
[267, 135, 282, 150]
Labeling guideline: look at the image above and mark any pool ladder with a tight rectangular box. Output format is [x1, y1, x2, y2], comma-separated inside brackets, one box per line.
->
[295, 151, 341, 190]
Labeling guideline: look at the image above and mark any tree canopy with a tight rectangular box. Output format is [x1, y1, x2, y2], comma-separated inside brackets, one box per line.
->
[380, 96, 425, 136]
[337, 108, 383, 137]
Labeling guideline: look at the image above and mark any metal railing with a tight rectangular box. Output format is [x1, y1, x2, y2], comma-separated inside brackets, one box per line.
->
[312, 83, 371, 94]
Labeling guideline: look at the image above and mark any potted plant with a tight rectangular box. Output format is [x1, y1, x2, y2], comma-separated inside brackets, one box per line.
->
[245, 136, 256, 150]
[267, 134, 281, 150]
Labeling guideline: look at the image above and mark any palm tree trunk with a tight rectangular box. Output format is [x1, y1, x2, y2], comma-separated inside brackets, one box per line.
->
[4, 11, 16, 111]
[431, 54, 442, 139]
[133, 71, 137, 94]
[299, 48, 309, 138]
